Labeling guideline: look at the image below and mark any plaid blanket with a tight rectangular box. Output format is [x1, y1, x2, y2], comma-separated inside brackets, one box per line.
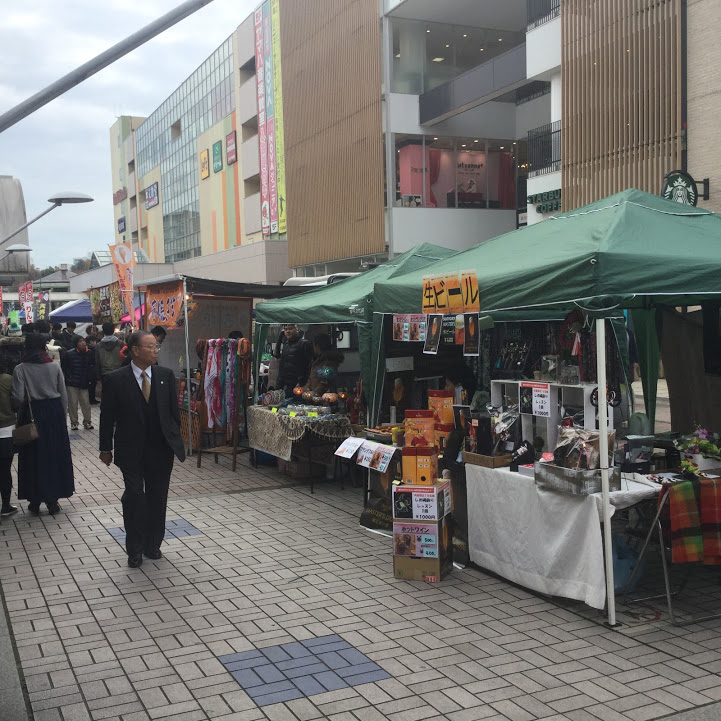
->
[665, 478, 721, 565]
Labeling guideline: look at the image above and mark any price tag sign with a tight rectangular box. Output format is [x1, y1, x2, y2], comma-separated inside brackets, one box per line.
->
[308, 412, 319, 417]
[520, 382, 550, 418]
[335, 436, 365, 459]
[356, 440, 379, 467]
[271, 407, 278, 413]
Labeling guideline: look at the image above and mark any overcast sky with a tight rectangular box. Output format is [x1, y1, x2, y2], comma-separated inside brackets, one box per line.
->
[0, 0, 256, 268]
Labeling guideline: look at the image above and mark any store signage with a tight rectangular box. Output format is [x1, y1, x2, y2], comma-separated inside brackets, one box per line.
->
[145, 182, 159, 210]
[117, 216, 126, 234]
[89, 283, 123, 325]
[213, 141, 223, 173]
[334, 436, 365, 459]
[109, 244, 134, 315]
[422, 270, 479, 313]
[112, 187, 128, 205]
[18, 283, 25, 304]
[200, 149, 210, 179]
[25, 280, 33, 302]
[271, 0, 287, 234]
[255, 6, 270, 237]
[146, 280, 184, 327]
[528, 189, 561, 214]
[662, 170, 698, 206]
[520, 381, 550, 418]
[226, 131, 237, 165]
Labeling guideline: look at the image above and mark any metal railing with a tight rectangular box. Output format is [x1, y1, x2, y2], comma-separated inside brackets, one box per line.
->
[528, 120, 561, 177]
[527, 0, 561, 31]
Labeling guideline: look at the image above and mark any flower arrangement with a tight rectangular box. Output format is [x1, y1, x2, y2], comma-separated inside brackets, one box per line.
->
[680, 459, 705, 479]
[674, 427, 721, 459]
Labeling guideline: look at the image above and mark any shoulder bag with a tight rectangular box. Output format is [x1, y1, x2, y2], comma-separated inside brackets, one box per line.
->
[12, 368, 39, 446]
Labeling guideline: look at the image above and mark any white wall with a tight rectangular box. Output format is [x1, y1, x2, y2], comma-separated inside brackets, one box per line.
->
[515, 93, 552, 139]
[526, 171, 562, 225]
[389, 207, 516, 254]
[526, 16, 561, 79]
[69, 263, 174, 293]
[388, 93, 517, 140]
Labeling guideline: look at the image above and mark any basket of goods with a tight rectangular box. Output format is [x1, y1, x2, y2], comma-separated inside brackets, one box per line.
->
[364, 425, 395, 443]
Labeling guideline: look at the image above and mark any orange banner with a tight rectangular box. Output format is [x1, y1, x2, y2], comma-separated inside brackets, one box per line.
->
[461, 270, 479, 312]
[146, 281, 184, 327]
[109, 243, 135, 314]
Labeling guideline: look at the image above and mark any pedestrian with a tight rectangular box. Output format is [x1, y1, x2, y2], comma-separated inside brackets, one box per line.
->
[0, 359, 18, 517]
[35, 320, 51, 336]
[61, 322, 78, 350]
[96, 322, 123, 381]
[12, 332, 74, 515]
[151, 326, 167, 348]
[86, 336, 99, 404]
[62, 336, 93, 431]
[50, 322, 64, 347]
[86, 325, 99, 341]
[273, 324, 313, 398]
[99, 330, 185, 568]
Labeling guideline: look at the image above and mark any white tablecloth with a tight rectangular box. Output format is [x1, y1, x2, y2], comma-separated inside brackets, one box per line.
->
[466, 465, 659, 610]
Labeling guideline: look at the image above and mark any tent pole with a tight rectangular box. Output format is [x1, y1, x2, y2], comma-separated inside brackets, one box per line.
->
[596, 318, 616, 626]
[183, 277, 193, 458]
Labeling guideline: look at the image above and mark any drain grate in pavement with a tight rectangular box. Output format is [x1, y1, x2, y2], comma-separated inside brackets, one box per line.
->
[218, 634, 390, 706]
[107, 519, 203, 545]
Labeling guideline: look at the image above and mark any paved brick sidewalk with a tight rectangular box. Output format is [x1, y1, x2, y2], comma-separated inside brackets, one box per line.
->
[1, 405, 721, 721]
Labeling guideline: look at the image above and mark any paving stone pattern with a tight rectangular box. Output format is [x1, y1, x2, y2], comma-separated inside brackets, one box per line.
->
[219, 634, 390, 705]
[107, 519, 203, 546]
[1, 406, 721, 721]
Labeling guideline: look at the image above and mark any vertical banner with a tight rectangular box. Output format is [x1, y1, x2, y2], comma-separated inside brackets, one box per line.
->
[0, 286, 4, 319]
[271, 0, 287, 234]
[263, 1, 278, 234]
[109, 243, 135, 315]
[254, 7, 270, 236]
[36, 291, 49, 323]
[26, 280, 33, 302]
[23, 302, 34, 324]
[18, 283, 26, 305]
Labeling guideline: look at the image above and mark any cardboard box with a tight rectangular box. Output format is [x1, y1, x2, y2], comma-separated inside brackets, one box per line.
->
[404, 410, 435, 447]
[461, 451, 512, 468]
[427, 390, 454, 424]
[392, 481, 451, 521]
[393, 516, 452, 582]
[415, 447, 438, 485]
[402, 447, 417, 484]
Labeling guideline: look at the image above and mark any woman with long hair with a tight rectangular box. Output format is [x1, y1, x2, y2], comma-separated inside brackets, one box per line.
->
[0, 359, 18, 517]
[12, 332, 74, 515]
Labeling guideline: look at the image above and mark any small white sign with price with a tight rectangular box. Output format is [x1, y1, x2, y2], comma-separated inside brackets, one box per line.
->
[521, 382, 550, 418]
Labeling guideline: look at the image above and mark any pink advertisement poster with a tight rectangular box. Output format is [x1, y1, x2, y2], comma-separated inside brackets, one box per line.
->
[254, 8, 270, 236]
[263, 2, 278, 234]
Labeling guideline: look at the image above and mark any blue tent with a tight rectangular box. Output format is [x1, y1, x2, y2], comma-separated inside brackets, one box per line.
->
[49, 299, 92, 322]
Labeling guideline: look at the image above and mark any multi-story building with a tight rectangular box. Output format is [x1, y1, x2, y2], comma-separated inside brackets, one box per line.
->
[110, 0, 718, 282]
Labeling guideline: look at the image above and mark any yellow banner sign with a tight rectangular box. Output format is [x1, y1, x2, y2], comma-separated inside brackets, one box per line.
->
[146, 281, 184, 327]
[200, 149, 210, 180]
[423, 271, 480, 313]
[109, 243, 134, 314]
[460, 270, 479, 312]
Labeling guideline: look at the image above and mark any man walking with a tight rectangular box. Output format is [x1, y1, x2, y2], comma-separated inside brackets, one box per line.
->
[96, 322, 123, 380]
[61, 336, 93, 431]
[99, 331, 185, 568]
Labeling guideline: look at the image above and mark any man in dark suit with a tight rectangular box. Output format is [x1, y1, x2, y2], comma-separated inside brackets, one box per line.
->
[99, 330, 185, 568]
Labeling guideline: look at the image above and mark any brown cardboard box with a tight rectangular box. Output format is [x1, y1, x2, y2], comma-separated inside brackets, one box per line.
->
[402, 447, 417, 484]
[415, 447, 438, 485]
[404, 410, 435, 447]
[461, 451, 512, 468]
[392, 516, 452, 582]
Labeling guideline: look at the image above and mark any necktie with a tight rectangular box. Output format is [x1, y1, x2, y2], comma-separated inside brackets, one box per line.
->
[141, 370, 150, 402]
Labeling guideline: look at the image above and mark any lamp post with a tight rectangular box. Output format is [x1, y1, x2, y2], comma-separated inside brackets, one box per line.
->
[0, 192, 94, 245]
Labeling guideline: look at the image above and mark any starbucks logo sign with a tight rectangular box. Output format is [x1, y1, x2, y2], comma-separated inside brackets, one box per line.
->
[662, 171, 698, 206]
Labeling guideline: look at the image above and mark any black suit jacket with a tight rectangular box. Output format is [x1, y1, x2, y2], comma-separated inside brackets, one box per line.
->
[99, 364, 186, 468]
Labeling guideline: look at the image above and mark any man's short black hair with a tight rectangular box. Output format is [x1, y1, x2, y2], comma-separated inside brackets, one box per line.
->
[67, 322, 76, 330]
[52, 322, 62, 332]
[127, 330, 151, 353]
[102, 322, 115, 336]
[151, 326, 167, 339]
[35, 320, 50, 334]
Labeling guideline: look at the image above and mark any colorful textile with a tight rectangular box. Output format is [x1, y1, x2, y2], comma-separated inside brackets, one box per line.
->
[666, 478, 721, 565]
[701, 477, 721, 565]
[22, 350, 53, 364]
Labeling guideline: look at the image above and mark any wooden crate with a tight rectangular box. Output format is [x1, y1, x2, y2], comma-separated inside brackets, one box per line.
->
[180, 408, 201, 449]
[461, 452, 512, 468]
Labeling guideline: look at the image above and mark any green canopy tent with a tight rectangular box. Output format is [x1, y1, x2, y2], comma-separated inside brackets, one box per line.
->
[252, 243, 457, 405]
[373, 188, 721, 625]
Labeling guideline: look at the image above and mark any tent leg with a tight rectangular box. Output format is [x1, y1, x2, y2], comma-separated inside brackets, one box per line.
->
[596, 318, 617, 627]
[183, 278, 193, 458]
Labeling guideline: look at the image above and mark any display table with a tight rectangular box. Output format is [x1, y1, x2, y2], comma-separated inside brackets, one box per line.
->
[466, 465, 659, 609]
[247, 405, 352, 462]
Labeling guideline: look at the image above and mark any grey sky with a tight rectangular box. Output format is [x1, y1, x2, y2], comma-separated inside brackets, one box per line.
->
[0, 0, 256, 268]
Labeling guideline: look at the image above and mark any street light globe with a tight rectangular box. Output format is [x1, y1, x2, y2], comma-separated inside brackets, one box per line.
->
[47, 192, 94, 205]
[3, 244, 32, 253]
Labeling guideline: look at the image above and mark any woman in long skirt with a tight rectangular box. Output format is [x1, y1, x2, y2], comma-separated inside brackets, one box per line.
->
[12, 332, 74, 515]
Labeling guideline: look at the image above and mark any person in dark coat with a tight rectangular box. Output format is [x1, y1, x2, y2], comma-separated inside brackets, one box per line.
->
[274, 324, 313, 398]
[99, 331, 185, 568]
[0, 359, 18, 517]
[62, 336, 93, 431]
[60, 322, 79, 351]
[306, 334, 345, 394]
[12, 332, 74, 515]
[86, 336, 99, 404]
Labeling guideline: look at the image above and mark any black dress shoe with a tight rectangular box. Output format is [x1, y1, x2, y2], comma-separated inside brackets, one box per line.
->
[127, 555, 143, 568]
[27, 503, 40, 514]
[46, 502, 61, 516]
[144, 549, 162, 560]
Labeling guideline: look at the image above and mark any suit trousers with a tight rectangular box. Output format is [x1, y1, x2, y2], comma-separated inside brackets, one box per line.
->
[120, 446, 174, 557]
[67, 386, 91, 427]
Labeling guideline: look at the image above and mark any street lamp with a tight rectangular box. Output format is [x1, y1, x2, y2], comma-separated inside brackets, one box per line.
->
[0, 191, 94, 245]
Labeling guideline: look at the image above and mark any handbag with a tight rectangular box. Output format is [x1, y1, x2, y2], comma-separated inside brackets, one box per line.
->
[12, 371, 39, 446]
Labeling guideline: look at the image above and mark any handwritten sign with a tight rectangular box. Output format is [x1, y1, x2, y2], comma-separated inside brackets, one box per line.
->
[146, 281, 184, 327]
[423, 270, 480, 313]
[335, 436, 365, 459]
[520, 382, 550, 418]
[393, 522, 439, 558]
[356, 441, 395, 472]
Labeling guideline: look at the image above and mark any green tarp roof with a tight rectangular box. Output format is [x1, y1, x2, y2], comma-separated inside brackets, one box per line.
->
[255, 243, 456, 325]
[373, 189, 721, 315]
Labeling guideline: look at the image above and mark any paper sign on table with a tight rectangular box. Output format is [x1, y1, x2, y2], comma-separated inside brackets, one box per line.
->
[393, 521, 438, 558]
[335, 436, 365, 459]
[356, 441, 395, 472]
[520, 382, 550, 418]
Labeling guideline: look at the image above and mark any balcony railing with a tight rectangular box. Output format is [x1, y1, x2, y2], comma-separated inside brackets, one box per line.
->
[527, 0, 561, 31]
[528, 120, 561, 177]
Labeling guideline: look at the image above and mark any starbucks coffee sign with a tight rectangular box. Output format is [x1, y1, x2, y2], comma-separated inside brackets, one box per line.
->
[528, 189, 561, 214]
[662, 171, 698, 206]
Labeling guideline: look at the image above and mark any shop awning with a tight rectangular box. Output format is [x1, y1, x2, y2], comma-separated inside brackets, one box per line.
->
[138, 274, 301, 300]
[49, 299, 93, 322]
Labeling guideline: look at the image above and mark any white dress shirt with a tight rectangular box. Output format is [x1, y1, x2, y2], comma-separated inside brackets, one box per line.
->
[130, 362, 152, 392]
